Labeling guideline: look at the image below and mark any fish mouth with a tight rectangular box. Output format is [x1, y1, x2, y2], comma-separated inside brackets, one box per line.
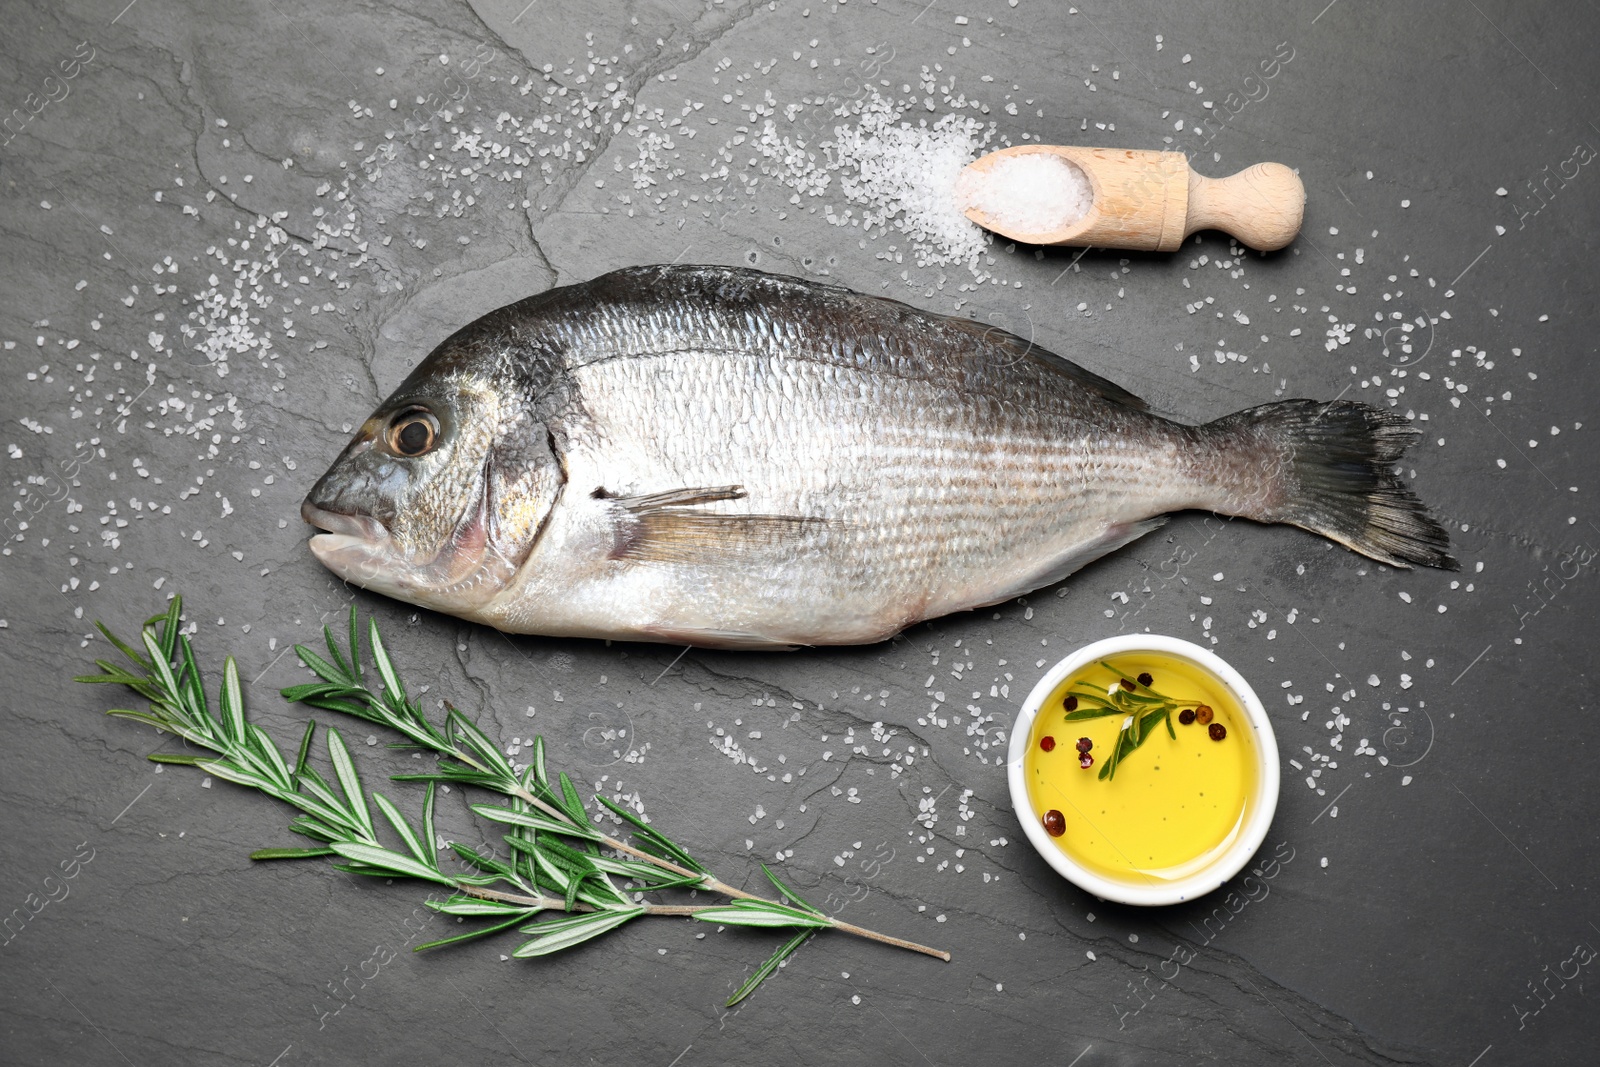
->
[299, 497, 504, 612]
[302, 500, 396, 586]
[302, 500, 390, 544]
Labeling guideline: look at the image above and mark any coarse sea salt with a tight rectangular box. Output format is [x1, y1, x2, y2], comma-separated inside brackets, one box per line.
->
[957, 152, 1092, 235]
[828, 95, 995, 271]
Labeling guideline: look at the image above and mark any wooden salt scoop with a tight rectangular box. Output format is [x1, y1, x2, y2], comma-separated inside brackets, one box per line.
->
[960, 145, 1305, 253]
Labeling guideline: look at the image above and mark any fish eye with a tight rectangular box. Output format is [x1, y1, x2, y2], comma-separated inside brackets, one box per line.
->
[386, 409, 439, 457]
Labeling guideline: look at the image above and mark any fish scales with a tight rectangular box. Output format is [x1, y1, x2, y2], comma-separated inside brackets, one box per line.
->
[301, 265, 1454, 648]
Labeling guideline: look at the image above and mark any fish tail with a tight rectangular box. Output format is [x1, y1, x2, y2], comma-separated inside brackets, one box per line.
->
[1203, 400, 1457, 569]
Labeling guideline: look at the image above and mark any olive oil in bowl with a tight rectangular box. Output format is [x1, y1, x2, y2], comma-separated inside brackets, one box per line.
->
[1008, 637, 1279, 905]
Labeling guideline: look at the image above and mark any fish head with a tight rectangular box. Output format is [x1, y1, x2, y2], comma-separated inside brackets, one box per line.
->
[301, 341, 564, 617]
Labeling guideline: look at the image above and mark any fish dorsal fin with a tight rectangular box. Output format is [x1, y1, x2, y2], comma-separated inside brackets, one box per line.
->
[601, 484, 830, 564]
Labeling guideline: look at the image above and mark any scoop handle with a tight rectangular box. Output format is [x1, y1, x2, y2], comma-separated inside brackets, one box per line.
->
[1184, 162, 1305, 251]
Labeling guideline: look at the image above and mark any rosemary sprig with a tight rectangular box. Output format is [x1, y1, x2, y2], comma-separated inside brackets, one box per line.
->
[77, 598, 948, 1006]
[1060, 662, 1187, 781]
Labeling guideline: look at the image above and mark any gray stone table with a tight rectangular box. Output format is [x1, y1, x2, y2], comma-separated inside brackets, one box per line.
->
[3, 1, 1595, 1064]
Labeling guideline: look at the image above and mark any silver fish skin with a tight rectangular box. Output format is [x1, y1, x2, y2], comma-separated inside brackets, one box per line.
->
[302, 265, 1453, 648]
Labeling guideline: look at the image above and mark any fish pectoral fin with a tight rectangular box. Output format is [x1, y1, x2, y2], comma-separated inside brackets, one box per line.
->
[611, 507, 829, 564]
[967, 517, 1169, 608]
[642, 624, 801, 651]
[603, 484, 746, 510]
[601, 483, 829, 564]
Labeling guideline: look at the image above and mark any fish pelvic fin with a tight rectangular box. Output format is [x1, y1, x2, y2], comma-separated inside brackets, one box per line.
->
[1205, 400, 1457, 570]
[602, 484, 831, 565]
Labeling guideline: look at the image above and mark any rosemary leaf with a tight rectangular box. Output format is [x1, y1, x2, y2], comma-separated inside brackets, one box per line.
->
[760, 863, 820, 914]
[250, 847, 338, 861]
[372, 792, 434, 869]
[95, 621, 150, 670]
[473, 801, 599, 840]
[329, 842, 453, 886]
[220, 657, 247, 746]
[140, 629, 182, 720]
[512, 908, 644, 958]
[1062, 705, 1125, 721]
[448, 843, 522, 884]
[145, 752, 208, 766]
[149, 598, 182, 663]
[293, 720, 317, 779]
[422, 782, 438, 865]
[414, 911, 537, 954]
[200, 760, 280, 794]
[366, 618, 406, 705]
[726, 929, 814, 1008]
[531, 735, 550, 792]
[692, 900, 832, 929]
[325, 727, 375, 841]
[446, 705, 516, 782]
[427, 895, 541, 918]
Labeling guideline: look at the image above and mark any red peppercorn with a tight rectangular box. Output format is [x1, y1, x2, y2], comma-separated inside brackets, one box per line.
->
[1120, 677, 1135, 691]
[1195, 704, 1214, 725]
[1137, 672, 1153, 687]
[1178, 708, 1196, 726]
[1064, 695, 1078, 711]
[1075, 737, 1093, 753]
[1042, 809, 1065, 836]
[1208, 722, 1227, 741]
[1079, 753, 1094, 769]
[1039, 736, 1056, 752]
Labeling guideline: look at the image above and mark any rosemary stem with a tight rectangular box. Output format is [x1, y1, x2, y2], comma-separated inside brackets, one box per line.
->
[456, 883, 576, 911]
[629, 903, 953, 958]
[457, 874, 948, 959]
[640, 903, 711, 917]
[827, 917, 953, 961]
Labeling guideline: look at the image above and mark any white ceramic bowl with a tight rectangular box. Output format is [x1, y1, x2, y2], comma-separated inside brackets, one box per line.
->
[1006, 634, 1280, 906]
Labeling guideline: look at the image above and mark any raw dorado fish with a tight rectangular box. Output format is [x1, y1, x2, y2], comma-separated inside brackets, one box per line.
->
[302, 265, 1454, 648]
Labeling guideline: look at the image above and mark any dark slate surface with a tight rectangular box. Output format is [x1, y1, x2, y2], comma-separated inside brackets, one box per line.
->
[3, 1, 1596, 1064]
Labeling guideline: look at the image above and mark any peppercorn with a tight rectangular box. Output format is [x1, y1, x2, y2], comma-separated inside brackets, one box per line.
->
[1137, 672, 1153, 687]
[1178, 708, 1196, 726]
[1039, 736, 1056, 752]
[1064, 695, 1078, 711]
[1208, 722, 1227, 741]
[1120, 677, 1135, 691]
[1075, 737, 1093, 753]
[1042, 809, 1065, 836]
[1078, 754, 1094, 769]
[1195, 704, 1214, 725]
